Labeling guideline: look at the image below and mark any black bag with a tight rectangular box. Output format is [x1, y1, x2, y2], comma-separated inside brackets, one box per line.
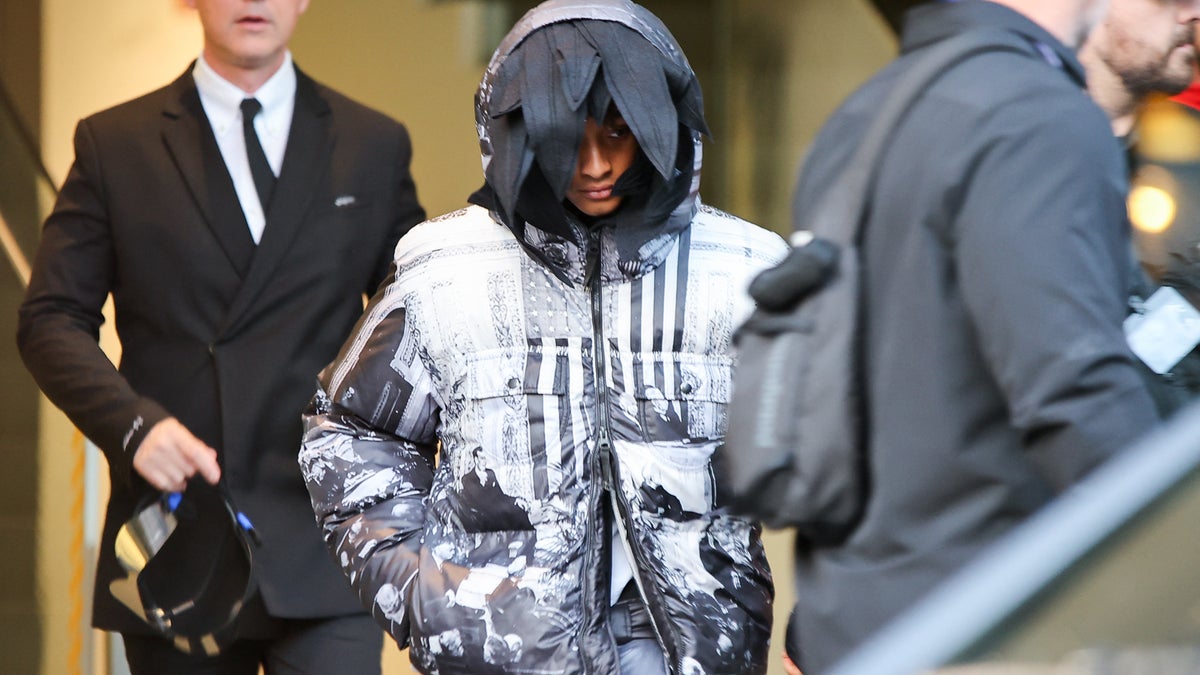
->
[719, 29, 1032, 543]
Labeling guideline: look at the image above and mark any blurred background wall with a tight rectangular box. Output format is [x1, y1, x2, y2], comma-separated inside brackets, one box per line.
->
[0, 1, 896, 673]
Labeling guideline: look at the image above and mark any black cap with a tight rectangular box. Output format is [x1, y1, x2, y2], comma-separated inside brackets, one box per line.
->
[109, 481, 260, 655]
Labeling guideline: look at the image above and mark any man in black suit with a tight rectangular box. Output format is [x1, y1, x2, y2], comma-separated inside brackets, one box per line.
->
[16, 0, 424, 672]
[459, 447, 533, 533]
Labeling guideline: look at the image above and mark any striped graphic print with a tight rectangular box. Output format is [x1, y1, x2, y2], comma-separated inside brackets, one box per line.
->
[517, 336, 594, 496]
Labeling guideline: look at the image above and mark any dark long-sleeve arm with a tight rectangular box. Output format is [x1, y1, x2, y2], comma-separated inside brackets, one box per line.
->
[17, 120, 170, 483]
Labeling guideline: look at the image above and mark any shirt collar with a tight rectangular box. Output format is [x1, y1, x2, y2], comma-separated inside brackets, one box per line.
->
[192, 52, 297, 139]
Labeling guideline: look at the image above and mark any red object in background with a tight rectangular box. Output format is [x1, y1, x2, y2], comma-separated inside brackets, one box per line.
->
[1173, 78, 1200, 112]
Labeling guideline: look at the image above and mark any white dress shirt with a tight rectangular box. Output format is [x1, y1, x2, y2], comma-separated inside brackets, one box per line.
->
[192, 52, 296, 244]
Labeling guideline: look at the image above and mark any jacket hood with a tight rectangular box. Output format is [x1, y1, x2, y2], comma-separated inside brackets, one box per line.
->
[473, 0, 708, 284]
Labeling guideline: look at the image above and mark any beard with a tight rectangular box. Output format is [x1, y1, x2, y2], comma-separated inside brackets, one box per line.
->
[1109, 24, 1197, 98]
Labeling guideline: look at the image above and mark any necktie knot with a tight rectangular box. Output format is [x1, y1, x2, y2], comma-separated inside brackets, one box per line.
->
[240, 98, 275, 213]
[240, 97, 263, 120]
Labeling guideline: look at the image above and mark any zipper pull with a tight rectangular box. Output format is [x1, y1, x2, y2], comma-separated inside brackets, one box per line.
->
[598, 429, 615, 492]
[585, 229, 602, 288]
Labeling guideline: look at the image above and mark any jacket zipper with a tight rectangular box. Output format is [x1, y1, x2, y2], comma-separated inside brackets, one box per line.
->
[581, 228, 611, 675]
[585, 228, 672, 671]
[587, 229, 615, 494]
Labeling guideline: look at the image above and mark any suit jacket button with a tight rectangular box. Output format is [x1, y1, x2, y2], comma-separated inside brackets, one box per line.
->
[207, 343, 216, 355]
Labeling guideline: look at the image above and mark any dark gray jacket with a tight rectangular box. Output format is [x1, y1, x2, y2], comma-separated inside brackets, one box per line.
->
[787, 2, 1161, 671]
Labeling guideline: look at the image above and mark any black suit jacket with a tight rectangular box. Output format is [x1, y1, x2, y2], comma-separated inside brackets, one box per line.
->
[17, 65, 425, 634]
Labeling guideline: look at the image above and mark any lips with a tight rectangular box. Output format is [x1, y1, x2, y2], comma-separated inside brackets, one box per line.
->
[1173, 27, 1195, 52]
[579, 186, 614, 200]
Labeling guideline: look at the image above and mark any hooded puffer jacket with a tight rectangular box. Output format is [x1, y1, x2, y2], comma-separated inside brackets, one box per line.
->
[300, 2, 787, 673]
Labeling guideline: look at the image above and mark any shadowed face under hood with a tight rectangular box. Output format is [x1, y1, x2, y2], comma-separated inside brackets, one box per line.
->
[472, 0, 709, 283]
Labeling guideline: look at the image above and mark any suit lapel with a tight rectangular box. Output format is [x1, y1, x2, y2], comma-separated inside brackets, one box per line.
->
[220, 68, 333, 336]
[161, 68, 257, 277]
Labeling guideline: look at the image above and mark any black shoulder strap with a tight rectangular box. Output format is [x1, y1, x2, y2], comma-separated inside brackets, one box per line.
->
[816, 28, 1035, 247]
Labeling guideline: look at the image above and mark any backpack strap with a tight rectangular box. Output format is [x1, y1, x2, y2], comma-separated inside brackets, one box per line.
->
[749, 29, 1037, 313]
[816, 28, 1036, 248]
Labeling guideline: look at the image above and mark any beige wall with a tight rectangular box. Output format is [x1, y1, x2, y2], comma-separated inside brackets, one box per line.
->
[719, 0, 896, 231]
[42, 1, 201, 181]
[291, 0, 498, 219]
[35, 2, 894, 673]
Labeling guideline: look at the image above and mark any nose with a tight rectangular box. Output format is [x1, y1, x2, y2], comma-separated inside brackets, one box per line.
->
[577, 134, 611, 180]
[1183, 1, 1200, 23]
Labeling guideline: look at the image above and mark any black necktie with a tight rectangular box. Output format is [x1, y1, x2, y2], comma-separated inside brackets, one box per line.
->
[240, 98, 275, 212]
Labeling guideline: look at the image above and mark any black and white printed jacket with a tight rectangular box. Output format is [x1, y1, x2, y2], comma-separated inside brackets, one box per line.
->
[301, 202, 785, 674]
[299, 3, 787, 674]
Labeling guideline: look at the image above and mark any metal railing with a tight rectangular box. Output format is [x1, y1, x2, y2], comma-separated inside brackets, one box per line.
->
[828, 400, 1200, 675]
[0, 77, 57, 289]
[0, 210, 31, 288]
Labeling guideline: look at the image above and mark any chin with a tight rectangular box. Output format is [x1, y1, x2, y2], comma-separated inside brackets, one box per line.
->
[569, 199, 621, 218]
[1164, 60, 1196, 94]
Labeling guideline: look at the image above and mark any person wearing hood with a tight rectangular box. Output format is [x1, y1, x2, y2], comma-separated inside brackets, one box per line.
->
[298, 1, 786, 673]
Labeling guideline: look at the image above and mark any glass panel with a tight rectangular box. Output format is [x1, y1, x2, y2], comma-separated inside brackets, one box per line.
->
[0, 75, 50, 675]
[0, 81, 56, 289]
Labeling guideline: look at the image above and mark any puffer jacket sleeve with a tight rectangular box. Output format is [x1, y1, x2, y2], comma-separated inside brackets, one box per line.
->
[299, 277, 440, 646]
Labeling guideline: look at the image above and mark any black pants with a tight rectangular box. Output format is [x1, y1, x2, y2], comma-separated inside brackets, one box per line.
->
[610, 584, 657, 645]
[122, 613, 382, 675]
[609, 583, 667, 674]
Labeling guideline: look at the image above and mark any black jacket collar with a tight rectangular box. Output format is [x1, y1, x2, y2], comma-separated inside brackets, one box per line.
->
[901, 1, 1088, 88]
